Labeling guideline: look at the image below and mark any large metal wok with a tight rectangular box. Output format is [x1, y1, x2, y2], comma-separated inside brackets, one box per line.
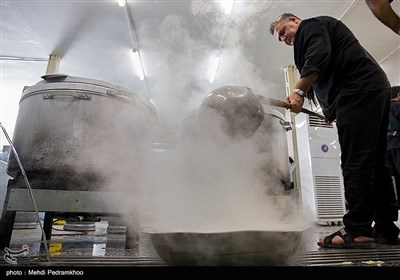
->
[148, 228, 305, 266]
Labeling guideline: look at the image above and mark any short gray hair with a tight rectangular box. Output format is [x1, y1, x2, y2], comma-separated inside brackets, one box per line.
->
[269, 13, 299, 35]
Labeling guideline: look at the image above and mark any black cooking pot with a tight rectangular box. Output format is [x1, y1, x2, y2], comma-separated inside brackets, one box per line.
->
[149, 229, 304, 266]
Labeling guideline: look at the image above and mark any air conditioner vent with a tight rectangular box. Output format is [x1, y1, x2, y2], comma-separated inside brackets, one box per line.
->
[315, 175, 346, 217]
[309, 115, 333, 128]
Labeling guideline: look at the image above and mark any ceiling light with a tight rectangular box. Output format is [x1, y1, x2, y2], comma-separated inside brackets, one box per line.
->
[117, 0, 126, 7]
[209, 55, 220, 83]
[0, 55, 47, 62]
[132, 49, 145, 81]
[224, 0, 235, 15]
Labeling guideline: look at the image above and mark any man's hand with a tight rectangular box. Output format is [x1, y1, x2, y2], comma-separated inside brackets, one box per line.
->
[285, 91, 304, 113]
[288, 72, 319, 114]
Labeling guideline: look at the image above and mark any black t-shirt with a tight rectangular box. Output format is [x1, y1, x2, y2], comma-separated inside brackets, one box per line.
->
[294, 16, 390, 121]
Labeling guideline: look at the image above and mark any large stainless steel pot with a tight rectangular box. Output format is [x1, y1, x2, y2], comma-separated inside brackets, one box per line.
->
[176, 106, 292, 191]
[7, 74, 157, 190]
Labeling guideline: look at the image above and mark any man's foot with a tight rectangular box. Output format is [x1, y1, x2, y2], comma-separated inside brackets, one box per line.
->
[317, 227, 374, 249]
[373, 231, 400, 245]
[373, 224, 400, 245]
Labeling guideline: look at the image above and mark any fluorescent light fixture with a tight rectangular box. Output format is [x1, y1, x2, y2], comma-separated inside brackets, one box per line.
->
[209, 55, 220, 83]
[132, 49, 145, 81]
[224, 0, 235, 15]
[0, 55, 47, 62]
[117, 0, 126, 7]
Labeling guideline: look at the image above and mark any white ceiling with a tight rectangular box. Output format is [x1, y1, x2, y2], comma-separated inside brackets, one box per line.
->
[1, 0, 399, 146]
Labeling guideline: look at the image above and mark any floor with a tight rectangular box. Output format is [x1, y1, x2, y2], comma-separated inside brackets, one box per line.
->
[1, 216, 400, 272]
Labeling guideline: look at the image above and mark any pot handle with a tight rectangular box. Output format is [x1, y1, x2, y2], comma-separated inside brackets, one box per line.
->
[42, 90, 92, 100]
[279, 119, 292, 131]
[106, 90, 133, 102]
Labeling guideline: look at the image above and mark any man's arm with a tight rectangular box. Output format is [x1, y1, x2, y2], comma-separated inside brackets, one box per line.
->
[285, 72, 319, 114]
[365, 0, 400, 35]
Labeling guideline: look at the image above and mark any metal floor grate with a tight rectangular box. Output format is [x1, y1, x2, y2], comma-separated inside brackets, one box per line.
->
[289, 247, 400, 266]
[0, 255, 167, 267]
[3, 248, 400, 267]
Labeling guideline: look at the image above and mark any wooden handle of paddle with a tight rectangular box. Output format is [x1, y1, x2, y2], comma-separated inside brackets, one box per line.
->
[257, 95, 326, 121]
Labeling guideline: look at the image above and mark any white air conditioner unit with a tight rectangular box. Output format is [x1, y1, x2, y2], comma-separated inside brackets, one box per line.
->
[295, 113, 346, 225]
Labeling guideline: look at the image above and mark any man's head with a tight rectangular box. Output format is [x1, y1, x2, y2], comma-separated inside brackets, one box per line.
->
[391, 86, 400, 100]
[269, 13, 301, 46]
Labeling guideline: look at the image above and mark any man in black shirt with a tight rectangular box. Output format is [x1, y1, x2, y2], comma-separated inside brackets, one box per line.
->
[387, 86, 400, 208]
[269, 14, 399, 248]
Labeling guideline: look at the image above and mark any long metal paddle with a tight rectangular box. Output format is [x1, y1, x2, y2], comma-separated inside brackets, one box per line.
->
[257, 95, 326, 121]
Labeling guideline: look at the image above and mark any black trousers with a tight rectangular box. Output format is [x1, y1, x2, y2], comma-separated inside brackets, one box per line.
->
[336, 89, 399, 238]
[386, 148, 400, 207]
